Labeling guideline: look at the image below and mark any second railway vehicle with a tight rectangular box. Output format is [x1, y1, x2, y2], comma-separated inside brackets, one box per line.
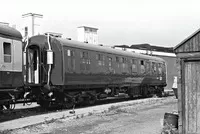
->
[23, 34, 167, 108]
[0, 25, 23, 110]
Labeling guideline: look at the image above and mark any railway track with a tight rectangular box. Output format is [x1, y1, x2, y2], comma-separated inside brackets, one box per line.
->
[0, 94, 152, 123]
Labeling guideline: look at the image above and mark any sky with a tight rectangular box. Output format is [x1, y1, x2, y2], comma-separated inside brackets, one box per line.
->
[1, 0, 200, 47]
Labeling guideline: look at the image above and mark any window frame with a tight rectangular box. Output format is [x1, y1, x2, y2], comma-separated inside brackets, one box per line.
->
[3, 42, 12, 63]
[96, 53, 105, 66]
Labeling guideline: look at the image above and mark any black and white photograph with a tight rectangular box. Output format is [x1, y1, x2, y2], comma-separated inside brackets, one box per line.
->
[0, 0, 200, 133]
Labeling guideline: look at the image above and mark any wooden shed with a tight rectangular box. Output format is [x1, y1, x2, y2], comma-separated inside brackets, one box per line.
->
[174, 28, 200, 134]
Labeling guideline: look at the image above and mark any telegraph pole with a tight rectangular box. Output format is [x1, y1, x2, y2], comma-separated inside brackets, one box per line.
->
[22, 13, 43, 36]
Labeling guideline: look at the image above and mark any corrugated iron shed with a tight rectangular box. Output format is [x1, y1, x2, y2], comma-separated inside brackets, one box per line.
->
[174, 28, 200, 134]
[174, 28, 200, 53]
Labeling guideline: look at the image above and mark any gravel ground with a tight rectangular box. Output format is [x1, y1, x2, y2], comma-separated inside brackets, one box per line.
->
[2, 96, 177, 134]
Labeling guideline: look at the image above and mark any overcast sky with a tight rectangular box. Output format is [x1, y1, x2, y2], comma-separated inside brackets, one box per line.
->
[1, 0, 200, 47]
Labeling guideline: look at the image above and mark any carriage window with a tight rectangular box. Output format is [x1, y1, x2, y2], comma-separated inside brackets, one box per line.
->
[80, 51, 90, 71]
[96, 54, 101, 61]
[122, 57, 127, 63]
[131, 59, 137, 73]
[80, 51, 88, 59]
[108, 57, 114, 73]
[146, 61, 150, 73]
[140, 60, 145, 73]
[140, 60, 144, 65]
[131, 59, 134, 64]
[115, 56, 120, 68]
[122, 57, 128, 73]
[67, 49, 74, 57]
[66, 49, 75, 72]
[116, 57, 119, 62]
[158, 63, 162, 74]
[67, 50, 71, 56]
[96, 54, 105, 66]
[3, 42, 11, 63]
[162, 63, 166, 75]
[108, 57, 112, 67]
[152, 62, 157, 73]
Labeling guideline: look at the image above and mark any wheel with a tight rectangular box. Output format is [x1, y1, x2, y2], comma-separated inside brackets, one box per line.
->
[85, 93, 97, 105]
[38, 95, 51, 108]
[87, 96, 96, 105]
[40, 100, 51, 108]
[63, 94, 74, 109]
[156, 87, 164, 97]
[0, 105, 3, 111]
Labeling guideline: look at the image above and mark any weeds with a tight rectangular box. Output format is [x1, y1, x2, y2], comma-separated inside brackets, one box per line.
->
[161, 119, 178, 134]
[80, 114, 84, 118]
[115, 108, 128, 113]
[75, 115, 79, 119]
[44, 118, 56, 124]
[88, 112, 93, 116]
[61, 114, 65, 119]
[108, 105, 119, 111]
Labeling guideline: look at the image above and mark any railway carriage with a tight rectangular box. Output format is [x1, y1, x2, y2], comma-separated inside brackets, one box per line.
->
[0, 25, 23, 110]
[24, 34, 167, 108]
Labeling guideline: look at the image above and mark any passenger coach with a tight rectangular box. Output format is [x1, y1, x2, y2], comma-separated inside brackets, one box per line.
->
[0, 25, 23, 110]
[24, 34, 167, 108]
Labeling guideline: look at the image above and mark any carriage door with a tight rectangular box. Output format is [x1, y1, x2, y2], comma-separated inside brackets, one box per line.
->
[183, 60, 200, 133]
[1, 41, 13, 86]
[27, 46, 40, 84]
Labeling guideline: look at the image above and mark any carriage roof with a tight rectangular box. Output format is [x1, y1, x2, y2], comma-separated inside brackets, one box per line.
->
[0, 24, 22, 40]
[57, 37, 165, 63]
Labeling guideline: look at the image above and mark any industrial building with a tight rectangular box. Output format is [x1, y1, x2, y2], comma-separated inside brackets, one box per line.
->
[77, 26, 98, 44]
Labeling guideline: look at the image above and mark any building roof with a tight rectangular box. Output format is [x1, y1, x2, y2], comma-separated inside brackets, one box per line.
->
[115, 43, 174, 53]
[77, 26, 98, 30]
[0, 24, 22, 40]
[174, 28, 200, 50]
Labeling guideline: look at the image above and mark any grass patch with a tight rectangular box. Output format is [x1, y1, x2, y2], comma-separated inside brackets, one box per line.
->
[108, 105, 120, 111]
[88, 112, 93, 116]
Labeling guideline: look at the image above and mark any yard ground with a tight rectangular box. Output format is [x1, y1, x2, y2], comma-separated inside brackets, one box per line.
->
[3, 97, 177, 134]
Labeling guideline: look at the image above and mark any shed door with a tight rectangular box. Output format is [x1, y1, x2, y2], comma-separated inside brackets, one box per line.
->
[184, 61, 200, 133]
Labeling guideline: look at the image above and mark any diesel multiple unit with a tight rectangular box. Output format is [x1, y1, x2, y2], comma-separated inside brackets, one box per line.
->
[0, 25, 167, 109]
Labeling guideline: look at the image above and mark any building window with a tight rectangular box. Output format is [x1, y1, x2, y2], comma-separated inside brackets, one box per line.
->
[3, 42, 11, 63]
